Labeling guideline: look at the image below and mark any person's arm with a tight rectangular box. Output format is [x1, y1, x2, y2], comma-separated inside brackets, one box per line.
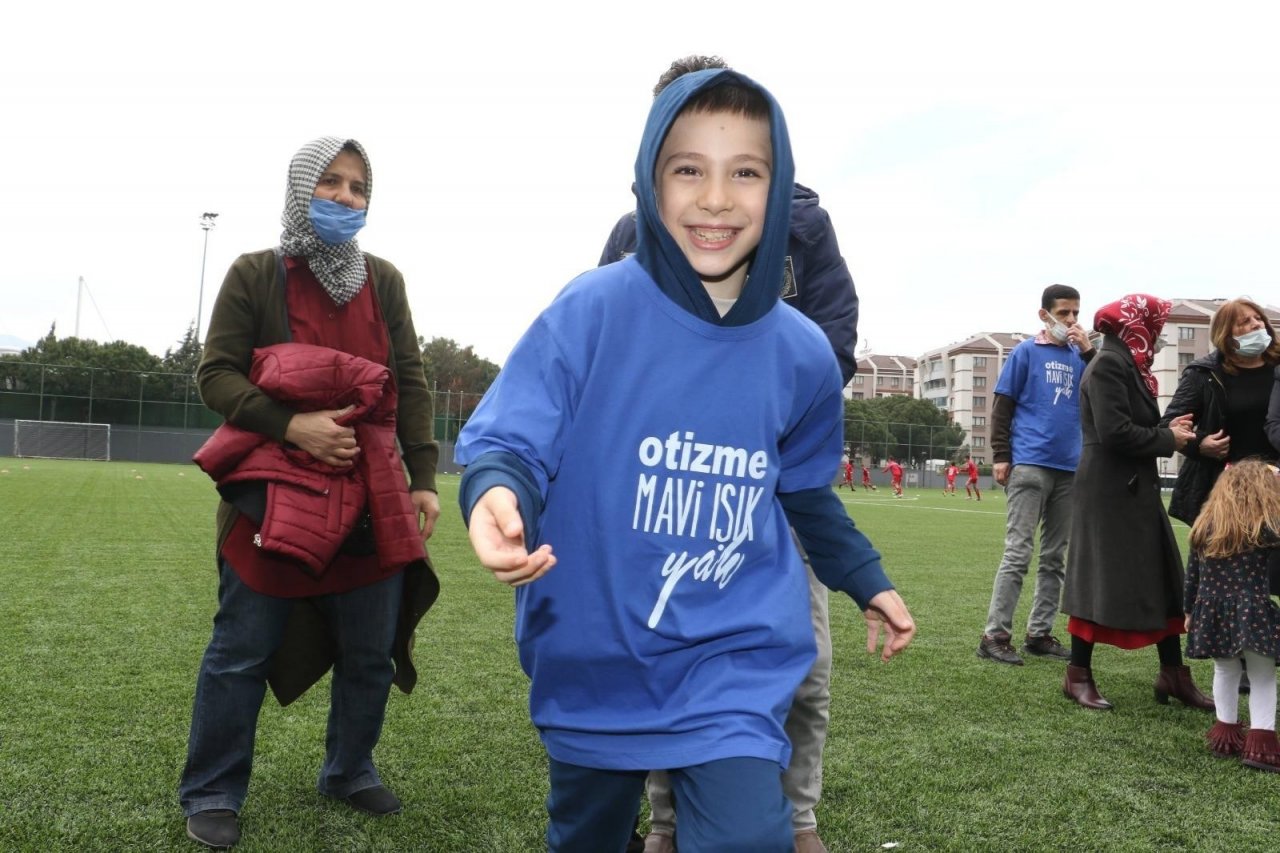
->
[455, 301, 585, 582]
[779, 486, 914, 660]
[792, 205, 858, 386]
[197, 254, 298, 440]
[1183, 550, 1201, 631]
[990, 393, 1015, 485]
[1266, 367, 1280, 455]
[1159, 366, 1218, 460]
[990, 344, 1030, 486]
[775, 356, 914, 658]
[459, 451, 553, 586]
[1087, 349, 1183, 458]
[375, 256, 442, 535]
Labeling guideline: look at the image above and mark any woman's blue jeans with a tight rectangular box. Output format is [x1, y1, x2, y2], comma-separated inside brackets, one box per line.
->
[179, 561, 403, 816]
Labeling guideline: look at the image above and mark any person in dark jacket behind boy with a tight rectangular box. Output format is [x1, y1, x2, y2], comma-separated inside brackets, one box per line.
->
[600, 55, 861, 853]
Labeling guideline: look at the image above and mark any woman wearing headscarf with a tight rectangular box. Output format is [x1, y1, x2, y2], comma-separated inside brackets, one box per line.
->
[1060, 294, 1212, 711]
[1163, 298, 1280, 524]
[178, 138, 440, 848]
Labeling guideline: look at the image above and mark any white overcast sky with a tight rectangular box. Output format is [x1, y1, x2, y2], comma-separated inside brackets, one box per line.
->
[1, 1, 1276, 365]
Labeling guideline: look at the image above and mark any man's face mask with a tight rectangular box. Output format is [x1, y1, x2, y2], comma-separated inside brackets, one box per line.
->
[1042, 312, 1070, 344]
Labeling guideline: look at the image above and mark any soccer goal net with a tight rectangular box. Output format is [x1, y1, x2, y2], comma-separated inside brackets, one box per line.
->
[14, 420, 111, 461]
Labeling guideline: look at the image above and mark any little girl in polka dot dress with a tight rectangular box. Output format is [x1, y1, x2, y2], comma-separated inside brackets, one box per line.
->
[1184, 459, 1280, 772]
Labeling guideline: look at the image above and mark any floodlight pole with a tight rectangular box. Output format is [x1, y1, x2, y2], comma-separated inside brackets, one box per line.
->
[195, 212, 219, 343]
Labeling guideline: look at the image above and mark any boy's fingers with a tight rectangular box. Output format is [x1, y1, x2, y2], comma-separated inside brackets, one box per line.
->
[866, 619, 882, 655]
[484, 491, 526, 541]
[495, 548, 556, 586]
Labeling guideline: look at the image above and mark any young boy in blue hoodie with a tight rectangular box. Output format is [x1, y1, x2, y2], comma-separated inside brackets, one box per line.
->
[456, 69, 915, 853]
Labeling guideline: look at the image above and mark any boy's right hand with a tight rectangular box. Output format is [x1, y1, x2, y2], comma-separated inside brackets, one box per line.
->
[468, 486, 556, 587]
[864, 589, 916, 662]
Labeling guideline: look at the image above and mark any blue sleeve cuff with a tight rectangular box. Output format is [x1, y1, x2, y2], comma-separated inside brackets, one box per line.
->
[778, 485, 893, 610]
[459, 451, 544, 545]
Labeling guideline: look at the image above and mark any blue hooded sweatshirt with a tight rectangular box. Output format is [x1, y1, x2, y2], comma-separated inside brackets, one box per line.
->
[456, 70, 890, 771]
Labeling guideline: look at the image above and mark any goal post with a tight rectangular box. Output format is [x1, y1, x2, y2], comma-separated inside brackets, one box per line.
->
[14, 420, 111, 461]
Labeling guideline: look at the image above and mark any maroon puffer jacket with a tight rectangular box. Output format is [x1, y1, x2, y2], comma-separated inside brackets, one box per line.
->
[193, 342, 426, 574]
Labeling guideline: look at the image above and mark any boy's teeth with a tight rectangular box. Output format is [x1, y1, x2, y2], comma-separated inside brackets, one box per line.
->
[693, 228, 733, 241]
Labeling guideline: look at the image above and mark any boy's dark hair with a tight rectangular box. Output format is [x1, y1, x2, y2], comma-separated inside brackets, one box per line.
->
[681, 81, 770, 121]
[654, 55, 730, 97]
[1042, 284, 1081, 311]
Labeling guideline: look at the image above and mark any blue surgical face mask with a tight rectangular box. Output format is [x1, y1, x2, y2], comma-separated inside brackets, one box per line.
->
[1235, 328, 1271, 357]
[310, 198, 367, 245]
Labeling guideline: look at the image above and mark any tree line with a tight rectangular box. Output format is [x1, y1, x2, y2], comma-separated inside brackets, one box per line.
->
[0, 324, 501, 412]
[1, 324, 969, 460]
[844, 395, 969, 466]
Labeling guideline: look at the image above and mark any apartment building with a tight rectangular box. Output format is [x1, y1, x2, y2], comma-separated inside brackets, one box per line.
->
[914, 333, 1028, 465]
[847, 354, 917, 400]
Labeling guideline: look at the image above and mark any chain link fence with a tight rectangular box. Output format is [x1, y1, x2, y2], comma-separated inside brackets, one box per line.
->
[1, 362, 970, 478]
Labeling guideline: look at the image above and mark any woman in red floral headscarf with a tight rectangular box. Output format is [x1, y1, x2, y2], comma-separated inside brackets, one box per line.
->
[1060, 294, 1214, 711]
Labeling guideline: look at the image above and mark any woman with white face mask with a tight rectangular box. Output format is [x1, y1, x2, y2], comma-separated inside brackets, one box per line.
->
[1163, 297, 1280, 526]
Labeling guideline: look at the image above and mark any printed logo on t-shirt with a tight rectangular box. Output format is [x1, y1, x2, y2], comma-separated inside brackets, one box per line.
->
[1045, 359, 1076, 405]
[630, 430, 770, 629]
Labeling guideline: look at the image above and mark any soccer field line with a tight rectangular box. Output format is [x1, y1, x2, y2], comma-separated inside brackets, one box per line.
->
[836, 495, 1004, 515]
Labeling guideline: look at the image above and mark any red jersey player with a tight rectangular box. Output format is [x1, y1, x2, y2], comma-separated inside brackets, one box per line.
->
[963, 456, 981, 501]
[882, 458, 904, 498]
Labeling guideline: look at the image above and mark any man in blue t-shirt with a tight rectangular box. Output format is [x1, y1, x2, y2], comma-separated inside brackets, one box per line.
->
[977, 284, 1095, 666]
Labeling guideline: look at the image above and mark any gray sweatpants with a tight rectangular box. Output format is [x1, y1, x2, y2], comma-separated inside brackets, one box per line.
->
[983, 464, 1073, 639]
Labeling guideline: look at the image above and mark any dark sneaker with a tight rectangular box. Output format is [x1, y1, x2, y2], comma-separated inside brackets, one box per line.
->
[977, 634, 1024, 665]
[344, 785, 402, 816]
[1022, 634, 1071, 660]
[186, 810, 240, 849]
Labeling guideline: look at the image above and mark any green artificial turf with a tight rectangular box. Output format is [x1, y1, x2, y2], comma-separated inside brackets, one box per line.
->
[1, 460, 1277, 851]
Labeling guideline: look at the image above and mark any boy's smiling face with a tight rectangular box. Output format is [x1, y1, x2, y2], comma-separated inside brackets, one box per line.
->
[656, 108, 772, 300]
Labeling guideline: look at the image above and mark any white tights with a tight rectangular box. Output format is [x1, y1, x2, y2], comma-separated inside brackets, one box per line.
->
[1213, 651, 1277, 730]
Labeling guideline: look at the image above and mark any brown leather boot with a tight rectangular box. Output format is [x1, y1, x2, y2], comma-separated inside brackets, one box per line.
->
[1206, 721, 1247, 758]
[1063, 664, 1113, 710]
[1154, 665, 1214, 711]
[1242, 729, 1280, 772]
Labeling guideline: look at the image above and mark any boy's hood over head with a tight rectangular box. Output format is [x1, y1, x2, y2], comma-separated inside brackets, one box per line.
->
[633, 69, 795, 327]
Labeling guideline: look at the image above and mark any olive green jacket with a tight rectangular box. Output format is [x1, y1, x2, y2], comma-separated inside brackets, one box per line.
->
[197, 249, 440, 704]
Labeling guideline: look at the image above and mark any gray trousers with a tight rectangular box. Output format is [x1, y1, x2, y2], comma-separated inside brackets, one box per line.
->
[647, 561, 832, 835]
[983, 464, 1073, 638]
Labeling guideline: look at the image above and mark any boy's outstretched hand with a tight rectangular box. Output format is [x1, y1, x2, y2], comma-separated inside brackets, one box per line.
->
[864, 590, 916, 662]
[467, 486, 556, 587]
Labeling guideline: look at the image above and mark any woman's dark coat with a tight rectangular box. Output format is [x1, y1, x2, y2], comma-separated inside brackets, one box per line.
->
[1062, 335, 1184, 631]
[1159, 352, 1227, 524]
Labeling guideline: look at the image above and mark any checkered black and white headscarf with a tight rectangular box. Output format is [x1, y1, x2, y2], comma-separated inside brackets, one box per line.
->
[278, 136, 372, 306]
